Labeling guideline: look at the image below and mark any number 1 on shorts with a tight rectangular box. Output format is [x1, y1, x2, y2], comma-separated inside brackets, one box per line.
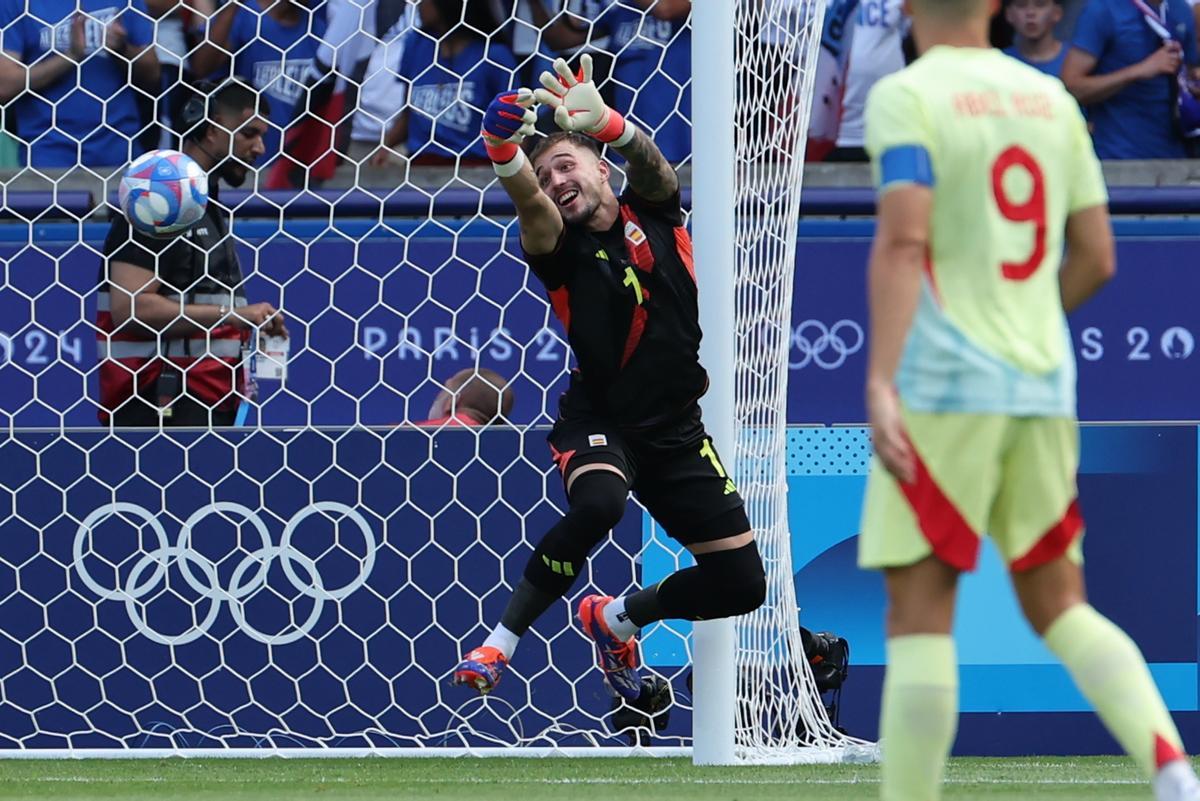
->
[700, 438, 738, 495]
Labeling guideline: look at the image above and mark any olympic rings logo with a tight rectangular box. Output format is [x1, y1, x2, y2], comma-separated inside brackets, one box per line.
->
[73, 502, 377, 646]
[789, 320, 864, 370]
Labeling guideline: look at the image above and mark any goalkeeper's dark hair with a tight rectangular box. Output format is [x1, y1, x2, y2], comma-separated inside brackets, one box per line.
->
[526, 132, 603, 168]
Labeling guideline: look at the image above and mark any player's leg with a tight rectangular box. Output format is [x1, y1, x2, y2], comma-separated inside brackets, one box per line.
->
[601, 517, 761, 633]
[881, 556, 961, 801]
[860, 410, 1005, 801]
[995, 417, 1198, 799]
[587, 422, 765, 643]
[1012, 556, 1196, 798]
[576, 426, 760, 702]
[453, 421, 632, 694]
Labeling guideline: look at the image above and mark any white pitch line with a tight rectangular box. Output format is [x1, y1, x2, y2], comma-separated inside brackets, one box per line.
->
[389, 778, 1148, 786]
[13, 776, 1146, 787]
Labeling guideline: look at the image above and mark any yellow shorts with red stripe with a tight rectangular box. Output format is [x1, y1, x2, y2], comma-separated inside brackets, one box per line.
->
[858, 409, 1084, 572]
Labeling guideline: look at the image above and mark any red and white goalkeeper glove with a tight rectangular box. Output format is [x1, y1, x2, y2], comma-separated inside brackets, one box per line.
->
[533, 54, 637, 147]
[481, 88, 537, 177]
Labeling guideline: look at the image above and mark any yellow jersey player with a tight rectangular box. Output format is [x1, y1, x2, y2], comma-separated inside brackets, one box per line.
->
[858, 0, 1200, 799]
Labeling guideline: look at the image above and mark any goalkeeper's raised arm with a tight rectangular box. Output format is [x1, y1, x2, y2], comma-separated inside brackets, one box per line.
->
[480, 88, 563, 256]
[480, 54, 679, 258]
[533, 55, 678, 204]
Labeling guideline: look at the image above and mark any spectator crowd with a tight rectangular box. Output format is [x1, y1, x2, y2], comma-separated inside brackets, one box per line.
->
[0, 0, 694, 180]
[829, 0, 1200, 161]
[0, 0, 1196, 181]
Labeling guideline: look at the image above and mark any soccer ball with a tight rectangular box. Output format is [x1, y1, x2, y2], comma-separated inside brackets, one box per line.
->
[118, 149, 209, 237]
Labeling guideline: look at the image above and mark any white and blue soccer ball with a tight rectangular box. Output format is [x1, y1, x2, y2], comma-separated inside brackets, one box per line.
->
[118, 149, 209, 237]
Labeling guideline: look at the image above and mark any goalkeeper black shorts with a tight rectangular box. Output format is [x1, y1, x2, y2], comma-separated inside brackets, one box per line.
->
[547, 403, 749, 547]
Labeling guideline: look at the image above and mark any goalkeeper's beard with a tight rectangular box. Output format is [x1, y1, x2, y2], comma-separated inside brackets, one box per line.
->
[559, 192, 600, 227]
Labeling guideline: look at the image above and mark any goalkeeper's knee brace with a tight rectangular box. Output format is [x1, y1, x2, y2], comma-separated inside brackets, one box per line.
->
[655, 541, 767, 621]
[524, 470, 628, 596]
[698, 541, 767, 618]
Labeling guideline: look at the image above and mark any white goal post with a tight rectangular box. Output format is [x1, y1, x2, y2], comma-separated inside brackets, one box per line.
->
[690, 0, 739, 767]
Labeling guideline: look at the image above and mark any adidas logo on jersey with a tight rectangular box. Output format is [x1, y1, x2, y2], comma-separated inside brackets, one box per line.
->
[595, 249, 608, 261]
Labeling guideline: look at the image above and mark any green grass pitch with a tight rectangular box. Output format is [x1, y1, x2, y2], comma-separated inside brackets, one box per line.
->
[0, 756, 1173, 800]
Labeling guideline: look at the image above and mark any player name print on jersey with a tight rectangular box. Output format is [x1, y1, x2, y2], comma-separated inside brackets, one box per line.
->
[952, 90, 1055, 119]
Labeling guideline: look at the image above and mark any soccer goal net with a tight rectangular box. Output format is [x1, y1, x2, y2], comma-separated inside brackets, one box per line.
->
[0, 0, 872, 762]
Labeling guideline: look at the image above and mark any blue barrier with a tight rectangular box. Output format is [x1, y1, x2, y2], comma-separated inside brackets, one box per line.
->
[0, 190, 93, 220]
[0, 422, 1195, 753]
[2, 217, 1198, 427]
[782, 425, 1200, 753]
[6, 215, 1200, 243]
[10, 183, 1200, 220]
[140, 184, 1200, 218]
[3, 201, 1197, 755]
[0, 425, 663, 750]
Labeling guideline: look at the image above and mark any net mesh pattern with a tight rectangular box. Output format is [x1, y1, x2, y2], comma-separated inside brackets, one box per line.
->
[729, 0, 869, 763]
[0, 0, 873, 760]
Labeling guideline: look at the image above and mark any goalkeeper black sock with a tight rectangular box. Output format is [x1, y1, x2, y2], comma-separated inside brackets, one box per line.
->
[624, 541, 765, 626]
[497, 470, 628, 636]
[498, 578, 559, 638]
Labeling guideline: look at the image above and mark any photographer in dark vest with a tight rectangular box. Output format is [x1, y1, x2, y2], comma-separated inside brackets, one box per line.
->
[96, 79, 286, 426]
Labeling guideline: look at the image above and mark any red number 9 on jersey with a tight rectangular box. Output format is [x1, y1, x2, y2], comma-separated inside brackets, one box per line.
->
[991, 145, 1046, 282]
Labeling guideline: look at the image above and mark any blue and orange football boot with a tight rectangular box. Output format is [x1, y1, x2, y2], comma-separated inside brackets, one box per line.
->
[452, 646, 508, 695]
[578, 594, 643, 701]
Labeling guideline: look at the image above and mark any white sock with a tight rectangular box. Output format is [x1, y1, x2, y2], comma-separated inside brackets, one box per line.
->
[603, 596, 639, 641]
[482, 623, 520, 660]
[1155, 760, 1200, 801]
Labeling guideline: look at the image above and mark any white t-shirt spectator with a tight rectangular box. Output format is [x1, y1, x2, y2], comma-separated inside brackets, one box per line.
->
[316, 0, 417, 145]
[836, 0, 907, 148]
[352, 0, 416, 143]
[153, 12, 185, 69]
[493, 0, 562, 59]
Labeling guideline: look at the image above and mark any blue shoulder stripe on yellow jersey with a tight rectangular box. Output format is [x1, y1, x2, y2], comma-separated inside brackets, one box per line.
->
[879, 145, 934, 190]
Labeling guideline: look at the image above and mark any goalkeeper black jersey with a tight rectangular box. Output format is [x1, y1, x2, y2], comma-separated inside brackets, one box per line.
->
[523, 187, 709, 428]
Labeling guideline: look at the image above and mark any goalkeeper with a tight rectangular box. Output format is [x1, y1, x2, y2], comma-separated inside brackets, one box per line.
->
[452, 56, 765, 700]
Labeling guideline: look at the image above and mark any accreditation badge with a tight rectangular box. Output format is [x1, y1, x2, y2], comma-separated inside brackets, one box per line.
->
[255, 335, 290, 381]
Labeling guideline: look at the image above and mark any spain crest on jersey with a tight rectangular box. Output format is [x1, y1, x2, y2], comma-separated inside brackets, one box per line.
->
[624, 221, 646, 247]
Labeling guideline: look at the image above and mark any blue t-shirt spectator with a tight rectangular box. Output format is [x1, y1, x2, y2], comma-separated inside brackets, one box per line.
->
[398, 33, 517, 161]
[0, 0, 154, 167]
[585, 0, 691, 163]
[225, 1, 326, 161]
[1070, 0, 1200, 158]
[1004, 44, 1068, 77]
